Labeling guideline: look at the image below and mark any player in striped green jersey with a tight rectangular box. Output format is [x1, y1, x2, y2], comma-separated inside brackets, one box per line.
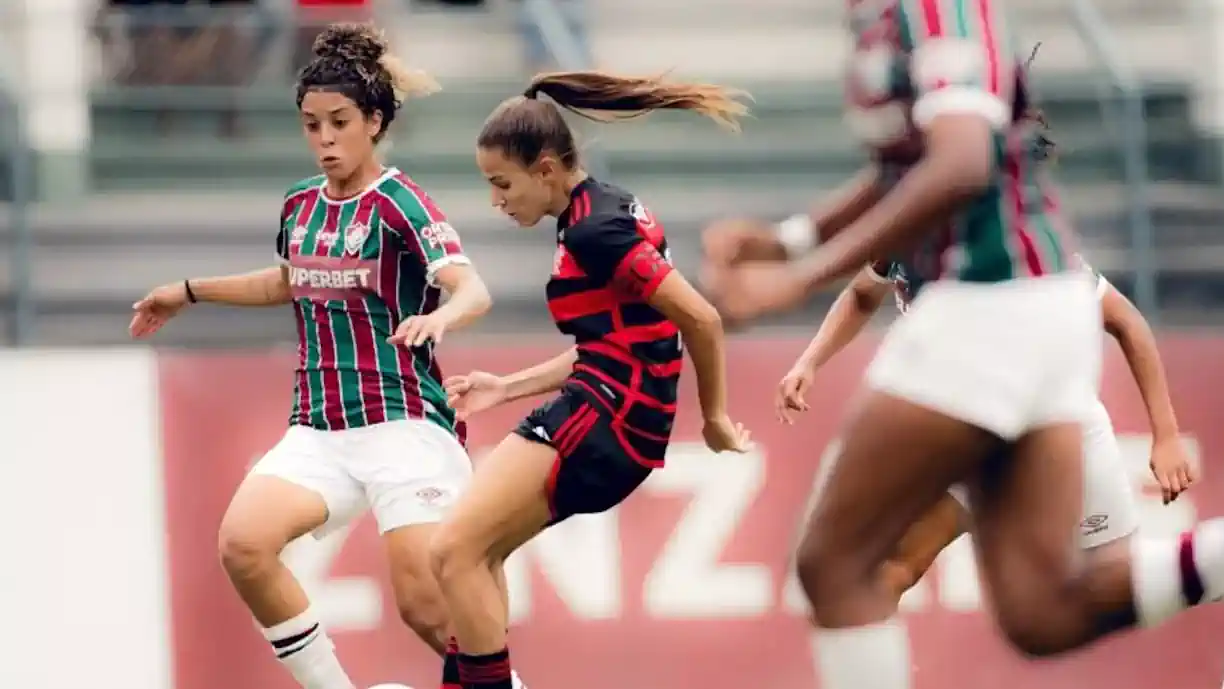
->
[130, 23, 518, 689]
[699, 0, 1224, 685]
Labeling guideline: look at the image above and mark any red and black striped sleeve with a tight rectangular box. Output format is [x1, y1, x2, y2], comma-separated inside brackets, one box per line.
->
[564, 212, 673, 301]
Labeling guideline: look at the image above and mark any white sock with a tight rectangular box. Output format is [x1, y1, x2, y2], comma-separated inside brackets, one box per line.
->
[511, 670, 527, 689]
[262, 608, 356, 689]
[1131, 519, 1224, 627]
[811, 620, 911, 689]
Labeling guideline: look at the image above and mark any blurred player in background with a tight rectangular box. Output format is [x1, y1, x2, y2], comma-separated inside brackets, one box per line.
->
[129, 23, 511, 689]
[778, 256, 1193, 601]
[699, 1, 1224, 686]
[430, 72, 753, 689]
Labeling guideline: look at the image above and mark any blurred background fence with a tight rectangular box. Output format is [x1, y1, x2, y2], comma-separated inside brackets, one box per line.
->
[4, 0, 1224, 346]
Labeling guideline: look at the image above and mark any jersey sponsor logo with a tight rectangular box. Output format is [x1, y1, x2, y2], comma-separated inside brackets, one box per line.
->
[288, 255, 381, 301]
[290, 225, 308, 246]
[344, 222, 371, 256]
[290, 266, 374, 289]
[421, 222, 460, 250]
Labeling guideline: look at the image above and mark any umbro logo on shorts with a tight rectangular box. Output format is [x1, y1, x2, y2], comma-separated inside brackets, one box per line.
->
[415, 486, 448, 505]
[1080, 514, 1109, 535]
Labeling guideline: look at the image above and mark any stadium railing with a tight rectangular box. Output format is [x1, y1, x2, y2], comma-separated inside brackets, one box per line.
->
[1069, 0, 1158, 316]
[1, 65, 33, 346]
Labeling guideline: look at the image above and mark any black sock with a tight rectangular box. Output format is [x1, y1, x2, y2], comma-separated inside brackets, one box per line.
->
[458, 648, 513, 689]
[441, 637, 461, 689]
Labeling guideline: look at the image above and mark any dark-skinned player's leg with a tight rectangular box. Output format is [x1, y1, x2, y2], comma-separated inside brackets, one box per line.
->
[796, 389, 1001, 689]
[954, 268, 1224, 655]
[809, 488, 968, 688]
[968, 420, 1224, 655]
[880, 493, 968, 598]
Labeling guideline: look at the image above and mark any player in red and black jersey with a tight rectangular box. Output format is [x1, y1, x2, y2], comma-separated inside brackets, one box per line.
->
[543, 178, 682, 471]
[429, 71, 753, 689]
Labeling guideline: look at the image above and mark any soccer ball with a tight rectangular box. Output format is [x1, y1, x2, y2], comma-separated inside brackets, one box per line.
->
[368, 684, 413, 689]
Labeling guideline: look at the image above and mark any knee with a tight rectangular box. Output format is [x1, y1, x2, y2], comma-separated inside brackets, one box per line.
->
[393, 573, 450, 643]
[217, 521, 283, 582]
[879, 560, 921, 601]
[795, 533, 853, 617]
[428, 527, 480, 587]
[995, 615, 1073, 658]
[991, 581, 1090, 658]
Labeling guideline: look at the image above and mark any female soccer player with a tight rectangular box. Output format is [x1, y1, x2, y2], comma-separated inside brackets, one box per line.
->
[700, 1, 1224, 686]
[428, 71, 753, 689]
[129, 23, 502, 689]
[780, 258, 1192, 592]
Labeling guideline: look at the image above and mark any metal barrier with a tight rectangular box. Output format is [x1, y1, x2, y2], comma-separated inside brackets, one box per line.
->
[520, 0, 610, 178]
[3, 88, 33, 346]
[1069, 0, 1157, 317]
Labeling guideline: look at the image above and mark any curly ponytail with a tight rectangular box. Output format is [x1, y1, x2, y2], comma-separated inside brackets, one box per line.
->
[296, 23, 439, 141]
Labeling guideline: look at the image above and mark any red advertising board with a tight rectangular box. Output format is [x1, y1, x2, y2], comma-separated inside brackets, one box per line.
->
[159, 336, 1224, 689]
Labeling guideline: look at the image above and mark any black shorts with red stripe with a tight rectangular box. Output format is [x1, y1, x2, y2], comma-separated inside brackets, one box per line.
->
[513, 382, 669, 523]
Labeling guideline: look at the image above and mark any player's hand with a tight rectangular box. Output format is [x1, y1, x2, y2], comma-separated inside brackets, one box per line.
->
[775, 363, 815, 424]
[130, 281, 190, 339]
[701, 218, 758, 267]
[699, 219, 760, 294]
[444, 371, 508, 421]
[708, 261, 808, 326]
[1150, 435, 1196, 504]
[389, 312, 451, 348]
[702, 414, 751, 453]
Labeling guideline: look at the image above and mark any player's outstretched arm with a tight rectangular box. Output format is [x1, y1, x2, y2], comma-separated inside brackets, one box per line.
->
[793, 267, 891, 373]
[1101, 281, 1179, 442]
[443, 348, 579, 420]
[1101, 280, 1195, 501]
[129, 265, 290, 339]
[188, 265, 294, 306]
[700, 166, 884, 274]
[499, 347, 580, 403]
[775, 267, 890, 423]
[647, 271, 749, 452]
[430, 263, 492, 332]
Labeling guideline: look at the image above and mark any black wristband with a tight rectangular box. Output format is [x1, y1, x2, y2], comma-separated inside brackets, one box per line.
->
[183, 279, 198, 304]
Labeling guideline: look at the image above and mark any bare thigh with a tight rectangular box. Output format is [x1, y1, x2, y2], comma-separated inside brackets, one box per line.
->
[797, 390, 1000, 625]
[967, 423, 1091, 656]
[219, 474, 329, 561]
[432, 433, 555, 568]
[883, 493, 969, 597]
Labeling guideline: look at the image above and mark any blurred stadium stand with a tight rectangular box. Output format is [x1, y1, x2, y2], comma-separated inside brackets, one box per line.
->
[2, 0, 1224, 346]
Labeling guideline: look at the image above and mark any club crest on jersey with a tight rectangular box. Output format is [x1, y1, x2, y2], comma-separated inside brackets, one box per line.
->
[629, 199, 656, 229]
[344, 222, 370, 256]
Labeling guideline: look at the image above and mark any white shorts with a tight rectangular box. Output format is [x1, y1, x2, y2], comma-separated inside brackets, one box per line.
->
[946, 399, 1138, 549]
[250, 419, 472, 538]
[867, 272, 1103, 440]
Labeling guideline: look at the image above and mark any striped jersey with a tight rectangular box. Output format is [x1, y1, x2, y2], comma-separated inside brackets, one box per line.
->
[548, 178, 681, 449]
[845, 0, 1076, 289]
[276, 167, 468, 435]
[869, 251, 1106, 313]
